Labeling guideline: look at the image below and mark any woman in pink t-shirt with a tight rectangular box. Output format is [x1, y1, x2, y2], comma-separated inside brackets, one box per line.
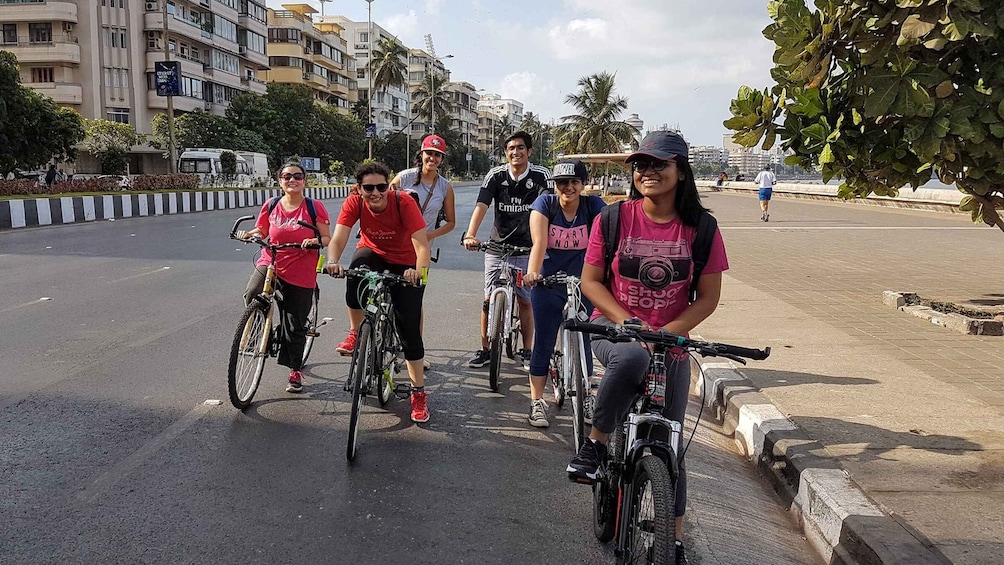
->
[235, 161, 331, 394]
[565, 131, 729, 564]
[325, 161, 433, 424]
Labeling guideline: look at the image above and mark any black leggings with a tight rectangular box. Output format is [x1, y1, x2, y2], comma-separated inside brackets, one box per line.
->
[244, 267, 315, 371]
[345, 247, 425, 361]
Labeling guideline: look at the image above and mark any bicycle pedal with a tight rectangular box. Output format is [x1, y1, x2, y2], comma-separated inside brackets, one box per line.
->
[392, 383, 411, 399]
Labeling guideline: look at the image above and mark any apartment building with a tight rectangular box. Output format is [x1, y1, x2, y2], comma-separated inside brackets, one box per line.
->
[477, 92, 523, 126]
[325, 15, 408, 137]
[690, 145, 725, 165]
[445, 80, 478, 148]
[404, 47, 447, 140]
[0, 0, 272, 173]
[262, 4, 356, 113]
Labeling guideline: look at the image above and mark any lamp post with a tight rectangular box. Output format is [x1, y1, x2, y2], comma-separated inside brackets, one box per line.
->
[366, 0, 375, 159]
[162, 0, 177, 173]
[429, 53, 453, 135]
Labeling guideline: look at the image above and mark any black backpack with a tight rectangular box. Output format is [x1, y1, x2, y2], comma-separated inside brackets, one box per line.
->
[600, 202, 717, 304]
[268, 195, 318, 225]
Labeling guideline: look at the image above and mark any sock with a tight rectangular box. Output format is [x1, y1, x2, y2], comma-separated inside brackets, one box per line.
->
[411, 386, 425, 394]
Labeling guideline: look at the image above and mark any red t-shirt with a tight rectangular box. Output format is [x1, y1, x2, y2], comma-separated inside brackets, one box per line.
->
[337, 191, 426, 265]
[254, 198, 330, 289]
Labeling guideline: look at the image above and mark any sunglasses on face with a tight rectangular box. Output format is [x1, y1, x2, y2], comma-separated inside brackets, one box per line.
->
[631, 159, 671, 173]
[361, 183, 389, 193]
[280, 172, 305, 181]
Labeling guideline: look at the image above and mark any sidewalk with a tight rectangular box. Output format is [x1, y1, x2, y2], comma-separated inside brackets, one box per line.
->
[693, 191, 1004, 564]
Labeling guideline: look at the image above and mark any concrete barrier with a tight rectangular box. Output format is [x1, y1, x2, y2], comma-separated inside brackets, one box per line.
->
[699, 180, 963, 213]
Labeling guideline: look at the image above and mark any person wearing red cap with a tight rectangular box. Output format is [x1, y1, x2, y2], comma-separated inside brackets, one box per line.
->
[389, 134, 457, 245]
[566, 130, 729, 565]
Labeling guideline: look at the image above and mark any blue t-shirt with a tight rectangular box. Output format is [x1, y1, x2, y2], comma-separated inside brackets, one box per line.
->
[530, 194, 606, 277]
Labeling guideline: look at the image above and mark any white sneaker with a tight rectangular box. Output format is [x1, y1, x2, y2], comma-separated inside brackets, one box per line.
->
[528, 398, 549, 428]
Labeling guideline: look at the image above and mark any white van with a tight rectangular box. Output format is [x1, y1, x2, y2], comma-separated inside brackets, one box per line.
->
[235, 151, 272, 186]
[178, 148, 252, 188]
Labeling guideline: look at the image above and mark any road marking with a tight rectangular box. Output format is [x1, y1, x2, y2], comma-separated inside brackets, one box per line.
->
[107, 266, 172, 284]
[76, 401, 218, 503]
[720, 226, 985, 230]
[0, 297, 56, 314]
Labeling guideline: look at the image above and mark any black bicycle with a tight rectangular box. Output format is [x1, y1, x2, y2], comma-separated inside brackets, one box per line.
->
[227, 215, 322, 410]
[566, 319, 770, 564]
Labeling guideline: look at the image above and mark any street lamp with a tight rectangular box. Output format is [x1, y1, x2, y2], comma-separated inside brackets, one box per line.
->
[429, 54, 453, 135]
[366, 0, 375, 159]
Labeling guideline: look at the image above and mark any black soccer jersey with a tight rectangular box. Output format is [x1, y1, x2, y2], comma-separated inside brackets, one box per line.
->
[476, 163, 553, 251]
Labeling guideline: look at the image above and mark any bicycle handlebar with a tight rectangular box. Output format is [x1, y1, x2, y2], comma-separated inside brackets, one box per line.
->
[328, 266, 425, 287]
[229, 215, 322, 250]
[564, 319, 771, 363]
[539, 272, 580, 288]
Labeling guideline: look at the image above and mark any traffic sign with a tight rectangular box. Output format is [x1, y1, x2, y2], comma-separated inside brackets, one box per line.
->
[365, 123, 376, 138]
[466, 152, 472, 162]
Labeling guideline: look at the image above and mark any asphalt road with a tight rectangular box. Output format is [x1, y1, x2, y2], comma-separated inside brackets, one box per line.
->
[0, 187, 817, 564]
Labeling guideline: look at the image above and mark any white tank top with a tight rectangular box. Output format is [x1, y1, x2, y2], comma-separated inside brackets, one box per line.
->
[396, 167, 449, 229]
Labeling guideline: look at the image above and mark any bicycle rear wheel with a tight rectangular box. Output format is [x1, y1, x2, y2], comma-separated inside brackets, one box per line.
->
[620, 456, 676, 565]
[228, 302, 271, 410]
[346, 319, 374, 462]
[301, 286, 320, 366]
[376, 317, 396, 406]
[566, 329, 586, 453]
[488, 293, 506, 393]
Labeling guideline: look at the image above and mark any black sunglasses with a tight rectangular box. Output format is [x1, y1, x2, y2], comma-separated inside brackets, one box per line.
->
[631, 159, 671, 173]
[280, 172, 305, 180]
[361, 183, 389, 193]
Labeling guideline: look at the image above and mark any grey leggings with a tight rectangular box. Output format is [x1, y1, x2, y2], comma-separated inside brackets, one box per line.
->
[590, 316, 690, 518]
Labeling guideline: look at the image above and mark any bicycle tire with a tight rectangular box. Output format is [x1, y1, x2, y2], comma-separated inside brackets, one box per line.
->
[488, 292, 506, 393]
[551, 331, 566, 407]
[619, 456, 676, 565]
[301, 286, 319, 366]
[346, 319, 374, 462]
[376, 317, 396, 406]
[506, 311, 521, 360]
[567, 330, 586, 454]
[227, 302, 271, 410]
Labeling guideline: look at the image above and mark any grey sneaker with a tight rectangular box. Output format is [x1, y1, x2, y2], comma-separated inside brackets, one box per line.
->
[517, 349, 532, 370]
[583, 390, 595, 425]
[468, 348, 491, 368]
[528, 398, 549, 428]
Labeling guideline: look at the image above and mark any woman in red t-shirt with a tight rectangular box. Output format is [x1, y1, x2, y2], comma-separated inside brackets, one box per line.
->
[235, 161, 331, 394]
[326, 161, 433, 423]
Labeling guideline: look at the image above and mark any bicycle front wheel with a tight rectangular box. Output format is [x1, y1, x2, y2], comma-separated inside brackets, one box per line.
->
[620, 456, 677, 565]
[228, 302, 271, 410]
[301, 286, 319, 366]
[376, 317, 396, 406]
[346, 319, 374, 462]
[488, 292, 506, 393]
[566, 329, 586, 453]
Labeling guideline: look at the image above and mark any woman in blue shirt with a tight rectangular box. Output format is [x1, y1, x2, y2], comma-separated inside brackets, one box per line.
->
[522, 160, 606, 428]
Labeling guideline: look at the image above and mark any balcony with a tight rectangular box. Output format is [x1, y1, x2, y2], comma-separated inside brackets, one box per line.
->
[0, 1, 77, 23]
[237, 13, 266, 33]
[24, 81, 81, 105]
[143, 11, 212, 45]
[145, 51, 204, 77]
[146, 90, 205, 113]
[1, 35, 80, 64]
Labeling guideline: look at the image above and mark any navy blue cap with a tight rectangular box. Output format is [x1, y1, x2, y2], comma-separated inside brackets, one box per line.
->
[626, 131, 689, 162]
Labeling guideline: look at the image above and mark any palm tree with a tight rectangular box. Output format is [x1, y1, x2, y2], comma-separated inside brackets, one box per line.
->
[493, 114, 515, 162]
[519, 112, 552, 164]
[553, 72, 639, 155]
[412, 73, 455, 132]
[369, 37, 408, 94]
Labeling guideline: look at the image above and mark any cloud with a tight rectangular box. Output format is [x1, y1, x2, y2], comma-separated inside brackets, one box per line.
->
[424, 0, 445, 15]
[381, 10, 421, 44]
[494, 72, 563, 122]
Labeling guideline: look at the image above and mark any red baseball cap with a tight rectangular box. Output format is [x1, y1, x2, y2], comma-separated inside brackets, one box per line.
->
[421, 135, 447, 155]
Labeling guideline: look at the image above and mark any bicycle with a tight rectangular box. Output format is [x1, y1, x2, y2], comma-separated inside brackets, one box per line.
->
[566, 319, 770, 565]
[335, 266, 420, 462]
[226, 215, 322, 410]
[474, 240, 531, 392]
[538, 272, 591, 453]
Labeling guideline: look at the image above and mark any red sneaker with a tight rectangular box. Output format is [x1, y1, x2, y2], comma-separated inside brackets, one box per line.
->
[286, 370, 303, 393]
[411, 390, 430, 423]
[335, 329, 357, 356]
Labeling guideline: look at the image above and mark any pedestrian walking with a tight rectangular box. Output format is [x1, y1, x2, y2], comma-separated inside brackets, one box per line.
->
[44, 164, 57, 188]
[755, 164, 776, 222]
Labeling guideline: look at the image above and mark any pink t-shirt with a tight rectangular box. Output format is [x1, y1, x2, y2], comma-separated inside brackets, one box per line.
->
[584, 199, 729, 329]
[255, 198, 330, 289]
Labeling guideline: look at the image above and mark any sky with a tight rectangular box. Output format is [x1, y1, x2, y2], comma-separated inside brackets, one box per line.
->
[264, 0, 778, 147]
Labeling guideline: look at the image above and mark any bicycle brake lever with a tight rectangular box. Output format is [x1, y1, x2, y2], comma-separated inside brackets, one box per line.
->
[719, 353, 747, 365]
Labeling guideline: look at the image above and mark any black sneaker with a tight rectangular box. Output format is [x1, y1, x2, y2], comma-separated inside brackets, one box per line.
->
[675, 540, 688, 565]
[468, 348, 491, 368]
[567, 439, 606, 483]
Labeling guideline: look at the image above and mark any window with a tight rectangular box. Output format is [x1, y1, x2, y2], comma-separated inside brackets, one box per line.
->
[238, 29, 265, 54]
[358, 32, 368, 43]
[106, 108, 129, 124]
[239, 0, 266, 23]
[166, 0, 176, 15]
[2, 24, 16, 44]
[268, 27, 301, 43]
[268, 56, 302, 68]
[28, 23, 51, 43]
[213, 15, 237, 42]
[168, 39, 176, 52]
[30, 67, 54, 83]
[356, 68, 365, 79]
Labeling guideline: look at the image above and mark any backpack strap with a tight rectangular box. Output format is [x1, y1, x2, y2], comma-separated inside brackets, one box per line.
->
[599, 202, 621, 285]
[268, 195, 318, 226]
[688, 211, 718, 303]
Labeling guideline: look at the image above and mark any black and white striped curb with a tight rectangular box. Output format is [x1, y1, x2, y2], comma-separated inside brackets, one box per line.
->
[692, 358, 948, 565]
[0, 186, 351, 230]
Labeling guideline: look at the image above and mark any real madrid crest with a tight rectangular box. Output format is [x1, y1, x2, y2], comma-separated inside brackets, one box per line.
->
[526, 179, 534, 190]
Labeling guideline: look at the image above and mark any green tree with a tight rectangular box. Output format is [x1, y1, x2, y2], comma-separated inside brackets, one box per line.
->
[370, 37, 408, 95]
[411, 73, 454, 132]
[80, 119, 142, 175]
[492, 114, 516, 162]
[311, 104, 367, 172]
[519, 112, 554, 165]
[350, 98, 369, 123]
[552, 72, 639, 155]
[0, 51, 85, 175]
[151, 110, 236, 152]
[220, 150, 237, 175]
[726, 0, 1004, 233]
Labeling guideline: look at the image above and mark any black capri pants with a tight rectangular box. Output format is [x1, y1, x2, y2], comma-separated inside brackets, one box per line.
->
[244, 266, 315, 372]
[346, 247, 425, 361]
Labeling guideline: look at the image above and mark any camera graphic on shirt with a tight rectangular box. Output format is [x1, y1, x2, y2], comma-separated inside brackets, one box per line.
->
[618, 238, 689, 290]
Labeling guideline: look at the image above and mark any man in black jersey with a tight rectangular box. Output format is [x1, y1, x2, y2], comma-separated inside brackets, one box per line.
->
[463, 131, 553, 368]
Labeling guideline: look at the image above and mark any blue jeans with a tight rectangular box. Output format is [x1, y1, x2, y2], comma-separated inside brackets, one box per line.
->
[529, 285, 593, 377]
